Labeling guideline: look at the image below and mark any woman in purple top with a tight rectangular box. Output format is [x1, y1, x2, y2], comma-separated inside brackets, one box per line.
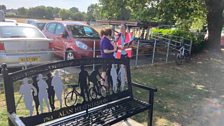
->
[100, 29, 117, 58]
[100, 29, 117, 91]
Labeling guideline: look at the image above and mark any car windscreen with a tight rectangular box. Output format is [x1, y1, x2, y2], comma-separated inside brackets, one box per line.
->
[67, 25, 99, 38]
[0, 26, 45, 38]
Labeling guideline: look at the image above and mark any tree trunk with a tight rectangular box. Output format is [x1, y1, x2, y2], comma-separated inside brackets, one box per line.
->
[206, 0, 224, 51]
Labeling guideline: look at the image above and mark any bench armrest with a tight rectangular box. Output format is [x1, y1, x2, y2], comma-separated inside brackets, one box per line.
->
[8, 113, 25, 126]
[132, 82, 157, 106]
[132, 82, 157, 92]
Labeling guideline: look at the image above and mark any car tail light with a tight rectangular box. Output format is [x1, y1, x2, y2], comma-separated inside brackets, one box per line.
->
[0, 42, 5, 51]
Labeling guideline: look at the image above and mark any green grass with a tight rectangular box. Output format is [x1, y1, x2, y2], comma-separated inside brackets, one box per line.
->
[131, 63, 210, 125]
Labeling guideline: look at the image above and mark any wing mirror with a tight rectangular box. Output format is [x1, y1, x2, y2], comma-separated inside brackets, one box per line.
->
[59, 31, 68, 38]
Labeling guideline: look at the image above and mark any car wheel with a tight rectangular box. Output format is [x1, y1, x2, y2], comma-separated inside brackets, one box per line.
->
[66, 50, 75, 60]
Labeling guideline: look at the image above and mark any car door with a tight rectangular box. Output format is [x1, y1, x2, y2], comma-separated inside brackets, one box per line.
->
[43, 23, 58, 55]
[82, 26, 100, 55]
[54, 23, 68, 57]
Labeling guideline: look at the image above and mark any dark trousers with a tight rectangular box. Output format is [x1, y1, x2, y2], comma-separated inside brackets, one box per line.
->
[121, 54, 127, 59]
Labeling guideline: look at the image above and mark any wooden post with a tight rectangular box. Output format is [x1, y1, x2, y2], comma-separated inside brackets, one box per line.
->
[1, 63, 16, 126]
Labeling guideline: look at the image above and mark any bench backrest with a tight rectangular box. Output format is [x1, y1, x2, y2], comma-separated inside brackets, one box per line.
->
[2, 58, 133, 125]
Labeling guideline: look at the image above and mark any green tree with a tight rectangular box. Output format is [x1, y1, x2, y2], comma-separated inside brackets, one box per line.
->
[52, 7, 61, 18]
[87, 4, 101, 20]
[59, 9, 71, 20]
[98, 0, 224, 50]
[99, 0, 131, 20]
[153, 0, 223, 50]
[28, 6, 53, 19]
[205, 0, 224, 50]
[71, 12, 85, 21]
[17, 7, 28, 17]
[70, 7, 79, 13]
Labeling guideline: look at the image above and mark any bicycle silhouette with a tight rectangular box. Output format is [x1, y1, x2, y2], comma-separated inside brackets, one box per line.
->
[89, 80, 107, 99]
[64, 84, 83, 107]
[64, 81, 107, 106]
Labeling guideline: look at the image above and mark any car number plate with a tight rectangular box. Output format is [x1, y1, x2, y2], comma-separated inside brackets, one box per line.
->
[19, 57, 40, 62]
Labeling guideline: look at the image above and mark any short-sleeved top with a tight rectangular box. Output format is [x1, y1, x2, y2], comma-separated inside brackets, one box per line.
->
[100, 36, 114, 58]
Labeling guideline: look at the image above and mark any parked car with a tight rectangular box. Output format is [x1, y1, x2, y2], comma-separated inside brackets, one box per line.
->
[5, 19, 17, 23]
[26, 19, 39, 24]
[35, 22, 46, 31]
[0, 22, 52, 68]
[42, 21, 100, 60]
[26, 19, 46, 30]
[204, 27, 224, 47]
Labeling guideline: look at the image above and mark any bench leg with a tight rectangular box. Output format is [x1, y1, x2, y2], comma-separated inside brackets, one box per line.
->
[148, 108, 152, 126]
[148, 91, 155, 126]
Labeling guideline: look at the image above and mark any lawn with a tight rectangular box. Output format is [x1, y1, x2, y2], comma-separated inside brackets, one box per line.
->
[131, 51, 224, 126]
[0, 51, 224, 126]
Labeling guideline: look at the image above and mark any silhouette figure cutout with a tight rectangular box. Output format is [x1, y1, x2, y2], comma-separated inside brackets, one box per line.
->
[37, 74, 50, 113]
[110, 64, 118, 93]
[46, 72, 55, 111]
[19, 78, 37, 116]
[52, 71, 63, 109]
[89, 67, 104, 95]
[118, 64, 126, 91]
[32, 76, 39, 115]
[79, 65, 90, 102]
[101, 64, 112, 92]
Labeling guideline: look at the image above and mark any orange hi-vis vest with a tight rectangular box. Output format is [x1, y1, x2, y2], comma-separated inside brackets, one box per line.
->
[115, 32, 133, 59]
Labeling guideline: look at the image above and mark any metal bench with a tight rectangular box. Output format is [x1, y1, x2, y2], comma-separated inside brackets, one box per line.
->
[2, 58, 157, 126]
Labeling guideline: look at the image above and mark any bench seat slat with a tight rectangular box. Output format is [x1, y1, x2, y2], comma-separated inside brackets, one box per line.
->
[44, 98, 150, 126]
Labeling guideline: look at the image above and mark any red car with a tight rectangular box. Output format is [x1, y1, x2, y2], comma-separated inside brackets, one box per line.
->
[42, 21, 100, 60]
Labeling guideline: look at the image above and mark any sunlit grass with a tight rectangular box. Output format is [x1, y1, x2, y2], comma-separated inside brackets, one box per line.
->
[131, 63, 210, 125]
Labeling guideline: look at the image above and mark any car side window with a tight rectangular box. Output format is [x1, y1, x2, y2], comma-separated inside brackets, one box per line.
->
[47, 23, 57, 34]
[84, 26, 93, 36]
[55, 24, 65, 35]
[83, 26, 99, 38]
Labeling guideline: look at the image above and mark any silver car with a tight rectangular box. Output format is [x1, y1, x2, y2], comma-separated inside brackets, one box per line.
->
[0, 22, 52, 68]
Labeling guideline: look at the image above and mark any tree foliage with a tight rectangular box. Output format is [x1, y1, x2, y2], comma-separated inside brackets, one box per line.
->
[87, 4, 101, 20]
[17, 7, 28, 17]
[97, 0, 223, 50]
[99, 0, 131, 20]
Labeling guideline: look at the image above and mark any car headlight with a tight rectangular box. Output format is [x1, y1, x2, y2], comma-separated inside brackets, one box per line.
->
[75, 41, 88, 50]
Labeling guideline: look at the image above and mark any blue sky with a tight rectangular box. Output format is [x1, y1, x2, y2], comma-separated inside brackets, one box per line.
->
[0, 0, 99, 12]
